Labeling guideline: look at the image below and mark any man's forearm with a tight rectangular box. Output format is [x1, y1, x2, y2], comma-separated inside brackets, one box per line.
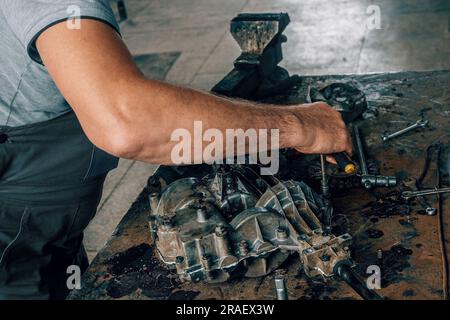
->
[116, 78, 301, 164]
[37, 19, 351, 164]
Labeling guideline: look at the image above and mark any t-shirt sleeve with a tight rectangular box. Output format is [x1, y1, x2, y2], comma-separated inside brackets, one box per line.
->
[1, 0, 120, 64]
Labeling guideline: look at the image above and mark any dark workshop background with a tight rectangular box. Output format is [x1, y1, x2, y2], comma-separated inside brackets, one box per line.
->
[85, 0, 450, 261]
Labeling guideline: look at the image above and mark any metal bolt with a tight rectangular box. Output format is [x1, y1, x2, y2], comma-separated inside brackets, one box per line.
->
[320, 154, 330, 198]
[276, 227, 288, 241]
[426, 207, 437, 216]
[274, 274, 288, 300]
[197, 207, 208, 223]
[320, 254, 331, 262]
[377, 249, 383, 260]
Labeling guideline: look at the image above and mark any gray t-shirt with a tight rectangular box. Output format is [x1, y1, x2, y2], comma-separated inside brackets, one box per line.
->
[0, 0, 120, 127]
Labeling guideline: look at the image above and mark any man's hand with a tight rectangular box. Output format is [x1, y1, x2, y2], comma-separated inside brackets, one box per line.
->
[290, 102, 353, 160]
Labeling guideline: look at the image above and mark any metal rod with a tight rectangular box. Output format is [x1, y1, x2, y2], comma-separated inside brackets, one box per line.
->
[274, 275, 288, 300]
[353, 125, 369, 175]
[335, 264, 384, 300]
[436, 145, 449, 300]
[320, 154, 330, 197]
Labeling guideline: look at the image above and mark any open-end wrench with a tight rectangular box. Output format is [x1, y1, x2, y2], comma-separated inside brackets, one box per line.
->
[382, 119, 429, 142]
[401, 187, 450, 200]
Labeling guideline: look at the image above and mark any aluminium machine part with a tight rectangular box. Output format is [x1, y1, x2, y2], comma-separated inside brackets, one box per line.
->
[148, 164, 382, 300]
[149, 165, 352, 282]
[354, 125, 397, 189]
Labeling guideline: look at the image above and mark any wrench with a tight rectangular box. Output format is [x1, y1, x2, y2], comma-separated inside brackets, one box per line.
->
[401, 187, 450, 200]
[354, 125, 397, 189]
[382, 119, 429, 142]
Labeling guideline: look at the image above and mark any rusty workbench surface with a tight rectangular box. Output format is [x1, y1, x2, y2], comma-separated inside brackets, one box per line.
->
[69, 70, 450, 300]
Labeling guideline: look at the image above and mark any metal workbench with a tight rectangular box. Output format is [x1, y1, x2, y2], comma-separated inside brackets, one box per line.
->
[69, 70, 450, 300]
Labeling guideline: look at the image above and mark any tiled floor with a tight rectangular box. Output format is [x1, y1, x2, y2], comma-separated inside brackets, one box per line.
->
[85, 0, 450, 260]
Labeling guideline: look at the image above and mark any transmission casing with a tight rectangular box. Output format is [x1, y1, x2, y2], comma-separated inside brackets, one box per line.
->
[148, 165, 352, 283]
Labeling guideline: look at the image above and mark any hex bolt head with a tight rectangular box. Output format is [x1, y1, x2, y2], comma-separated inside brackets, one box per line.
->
[320, 254, 331, 262]
[276, 227, 288, 241]
[175, 256, 185, 265]
[197, 207, 208, 223]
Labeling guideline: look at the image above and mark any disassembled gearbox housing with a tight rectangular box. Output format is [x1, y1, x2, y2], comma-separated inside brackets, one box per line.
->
[148, 165, 353, 283]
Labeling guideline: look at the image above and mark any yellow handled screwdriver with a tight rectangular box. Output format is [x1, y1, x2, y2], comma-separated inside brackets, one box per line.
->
[332, 152, 357, 174]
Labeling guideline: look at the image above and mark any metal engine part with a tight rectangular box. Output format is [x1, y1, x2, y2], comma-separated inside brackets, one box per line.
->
[148, 165, 352, 283]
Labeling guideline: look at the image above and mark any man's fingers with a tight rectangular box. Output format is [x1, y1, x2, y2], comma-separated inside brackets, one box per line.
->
[345, 131, 354, 156]
[346, 145, 354, 157]
[326, 155, 337, 164]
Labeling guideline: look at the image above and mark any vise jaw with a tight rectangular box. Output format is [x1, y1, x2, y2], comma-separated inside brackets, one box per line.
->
[212, 13, 291, 99]
[231, 13, 290, 71]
